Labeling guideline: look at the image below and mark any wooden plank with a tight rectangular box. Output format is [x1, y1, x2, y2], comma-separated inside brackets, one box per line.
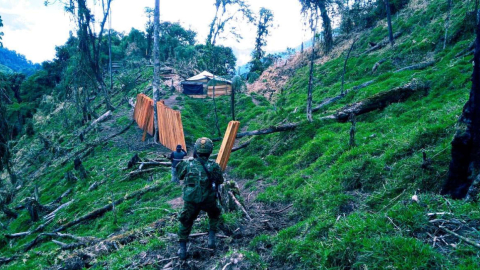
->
[216, 121, 240, 171]
[156, 101, 187, 151]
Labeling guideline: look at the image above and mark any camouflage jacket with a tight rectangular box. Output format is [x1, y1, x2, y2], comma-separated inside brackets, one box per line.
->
[176, 157, 224, 203]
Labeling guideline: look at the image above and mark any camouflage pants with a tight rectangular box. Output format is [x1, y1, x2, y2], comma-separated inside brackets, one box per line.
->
[178, 199, 221, 242]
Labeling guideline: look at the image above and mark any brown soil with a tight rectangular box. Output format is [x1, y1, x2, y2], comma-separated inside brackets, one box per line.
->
[247, 34, 363, 103]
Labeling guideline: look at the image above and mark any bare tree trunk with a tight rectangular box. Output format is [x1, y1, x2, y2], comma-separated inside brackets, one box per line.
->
[212, 77, 222, 136]
[152, 0, 162, 143]
[442, 10, 480, 200]
[385, 0, 395, 47]
[318, 3, 333, 53]
[349, 113, 356, 148]
[443, 0, 452, 50]
[108, 6, 113, 90]
[341, 38, 358, 95]
[207, 2, 221, 46]
[306, 31, 316, 122]
[231, 84, 235, 121]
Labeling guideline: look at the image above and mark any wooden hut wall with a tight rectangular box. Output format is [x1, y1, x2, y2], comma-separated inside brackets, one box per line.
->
[156, 101, 187, 151]
[207, 85, 232, 97]
[133, 94, 154, 136]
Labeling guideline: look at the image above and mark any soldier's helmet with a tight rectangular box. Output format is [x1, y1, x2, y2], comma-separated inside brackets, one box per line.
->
[194, 137, 214, 154]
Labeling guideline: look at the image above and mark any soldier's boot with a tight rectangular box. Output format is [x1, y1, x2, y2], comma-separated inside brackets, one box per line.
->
[178, 241, 187, 260]
[208, 230, 216, 249]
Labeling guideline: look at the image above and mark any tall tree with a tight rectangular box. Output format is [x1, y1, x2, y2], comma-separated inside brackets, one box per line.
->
[0, 95, 15, 185]
[443, 0, 452, 50]
[231, 75, 246, 121]
[206, 0, 254, 46]
[48, 0, 114, 114]
[145, 7, 154, 58]
[441, 10, 480, 200]
[152, 0, 163, 143]
[306, 26, 317, 122]
[299, 0, 333, 54]
[384, 0, 394, 47]
[249, 7, 274, 74]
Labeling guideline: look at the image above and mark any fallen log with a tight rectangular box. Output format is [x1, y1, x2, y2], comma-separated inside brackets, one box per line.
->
[47, 188, 73, 206]
[79, 110, 112, 140]
[53, 184, 163, 233]
[439, 226, 480, 249]
[311, 95, 344, 113]
[24, 231, 100, 252]
[51, 219, 166, 268]
[1, 206, 18, 219]
[127, 167, 168, 178]
[455, 40, 475, 58]
[211, 81, 427, 140]
[234, 123, 299, 140]
[393, 60, 435, 73]
[372, 59, 387, 73]
[0, 256, 18, 266]
[88, 180, 105, 191]
[52, 239, 88, 250]
[351, 80, 375, 92]
[190, 232, 228, 238]
[6, 217, 55, 239]
[136, 161, 172, 167]
[212, 123, 299, 141]
[228, 191, 252, 221]
[331, 80, 428, 122]
[311, 80, 376, 113]
[211, 139, 252, 158]
[44, 199, 74, 221]
[5, 231, 31, 239]
[61, 120, 134, 166]
[365, 32, 402, 54]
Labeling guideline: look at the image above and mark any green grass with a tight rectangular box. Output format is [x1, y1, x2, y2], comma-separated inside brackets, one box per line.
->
[2, 0, 480, 268]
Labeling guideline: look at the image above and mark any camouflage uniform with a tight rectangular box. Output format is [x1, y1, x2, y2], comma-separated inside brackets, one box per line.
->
[176, 156, 224, 242]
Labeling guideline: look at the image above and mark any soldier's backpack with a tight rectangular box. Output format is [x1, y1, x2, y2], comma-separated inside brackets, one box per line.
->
[182, 158, 214, 203]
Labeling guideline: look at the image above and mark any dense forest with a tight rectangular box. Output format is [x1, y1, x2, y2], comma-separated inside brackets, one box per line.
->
[0, 48, 41, 75]
[2, 0, 480, 269]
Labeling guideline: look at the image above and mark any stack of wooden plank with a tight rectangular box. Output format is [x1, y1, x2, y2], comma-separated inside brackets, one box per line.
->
[216, 121, 240, 171]
[156, 101, 187, 151]
[133, 94, 154, 136]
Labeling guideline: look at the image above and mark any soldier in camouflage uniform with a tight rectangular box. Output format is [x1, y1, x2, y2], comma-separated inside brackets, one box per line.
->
[176, 137, 224, 260]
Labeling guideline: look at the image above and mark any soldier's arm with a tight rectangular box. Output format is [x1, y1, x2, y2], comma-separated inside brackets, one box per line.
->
[212, 163, 224, 185]
[176, 160, 187, 180]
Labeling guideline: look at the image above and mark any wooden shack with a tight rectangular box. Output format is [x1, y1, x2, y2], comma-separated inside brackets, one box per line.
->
[181, 71, 232, 98]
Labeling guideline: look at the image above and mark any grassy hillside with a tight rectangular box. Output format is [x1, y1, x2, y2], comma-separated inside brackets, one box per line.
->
[2, 0, 480, 269]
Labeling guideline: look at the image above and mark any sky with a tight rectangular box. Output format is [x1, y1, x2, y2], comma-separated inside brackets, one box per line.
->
[0, 0, 311, 66]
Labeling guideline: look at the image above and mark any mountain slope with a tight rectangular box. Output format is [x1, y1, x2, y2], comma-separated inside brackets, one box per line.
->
[1, 0, 480, 269]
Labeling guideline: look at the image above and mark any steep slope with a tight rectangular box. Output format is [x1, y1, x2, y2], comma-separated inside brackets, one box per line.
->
[226, 0, 480, 268]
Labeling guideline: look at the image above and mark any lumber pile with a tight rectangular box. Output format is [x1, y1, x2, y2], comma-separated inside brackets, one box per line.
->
[216, 121, 240, 171]
[133, 94, 154, 136]
[156, 101, 187, 151]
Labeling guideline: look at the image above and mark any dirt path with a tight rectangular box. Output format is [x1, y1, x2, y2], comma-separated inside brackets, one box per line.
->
[163, 94, 182, 109]
[130, 175, 297, 270]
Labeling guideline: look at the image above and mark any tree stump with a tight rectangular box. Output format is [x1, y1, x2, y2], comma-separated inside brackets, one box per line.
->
[74, 158, 87, 180]
[26, 198, 41, 222]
